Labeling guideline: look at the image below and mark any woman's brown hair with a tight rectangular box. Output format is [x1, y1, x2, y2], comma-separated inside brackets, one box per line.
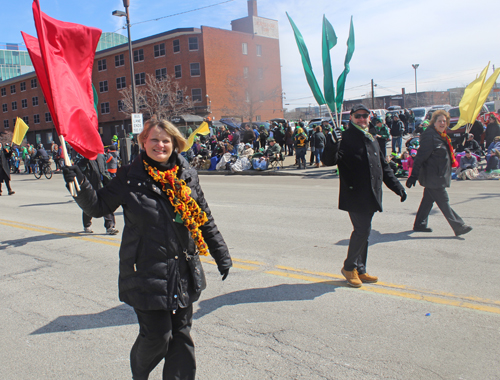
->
[429, 109, 450, 127]
[138, 119, 187, 152]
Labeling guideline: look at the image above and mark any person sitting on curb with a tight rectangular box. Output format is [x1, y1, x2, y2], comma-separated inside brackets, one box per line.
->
[457, 149, 479, 180]
[252, 138, 281, 171]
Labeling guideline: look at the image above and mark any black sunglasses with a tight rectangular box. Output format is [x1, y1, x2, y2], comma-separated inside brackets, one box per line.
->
[353, 113, 370, 119]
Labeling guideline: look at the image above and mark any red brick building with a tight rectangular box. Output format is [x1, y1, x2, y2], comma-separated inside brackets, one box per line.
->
[0, 0, 283, 146]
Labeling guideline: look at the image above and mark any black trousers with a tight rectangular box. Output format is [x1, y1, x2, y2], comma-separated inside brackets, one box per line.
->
[414, 187, 465, 233]
[82, 212, 115, 229]
[131, 305, 195, 380]
[344, 211, 375, 275]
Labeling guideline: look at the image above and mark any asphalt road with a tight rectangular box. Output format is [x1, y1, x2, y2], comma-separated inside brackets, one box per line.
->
[1, 172, 499, 379]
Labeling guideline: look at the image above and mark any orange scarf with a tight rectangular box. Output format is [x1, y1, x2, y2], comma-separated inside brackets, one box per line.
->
[144, 161, 209, 256]
[439, 131, 459, 168]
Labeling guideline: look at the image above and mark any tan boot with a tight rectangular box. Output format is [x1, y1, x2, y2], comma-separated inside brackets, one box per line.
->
[358, 273, 378, 283]
[341, 267, 362, 288]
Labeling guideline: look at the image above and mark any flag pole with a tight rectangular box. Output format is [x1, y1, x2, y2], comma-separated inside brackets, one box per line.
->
[59, 135, 80, 196]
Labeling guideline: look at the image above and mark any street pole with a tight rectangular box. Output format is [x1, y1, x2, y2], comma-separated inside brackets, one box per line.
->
[412, 64, 419, 107]
[371, 79, 375, 109]
[124, 1, 137, 114]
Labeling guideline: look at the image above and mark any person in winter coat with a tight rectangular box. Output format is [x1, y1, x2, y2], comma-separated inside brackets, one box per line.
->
[390, 114, 405, 154]
[374, 118, 390, 158]
[328, 105, 406, 288]
[485, 113, 500, 150]
[0, 143, 15, 195]
[294, 127, 308, 169]
[284, 126, 294, 156]
[311, 126, 326, 168]
[106, 145, 119, 177]
[62, 119, 232, 380]
[406, 110, 472, 236]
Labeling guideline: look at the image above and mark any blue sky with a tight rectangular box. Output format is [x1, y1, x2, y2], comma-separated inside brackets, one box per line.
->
[3, 0, 499, 109]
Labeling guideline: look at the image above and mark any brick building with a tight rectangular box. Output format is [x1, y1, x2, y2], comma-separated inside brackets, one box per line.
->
[0, 0, 283, 146]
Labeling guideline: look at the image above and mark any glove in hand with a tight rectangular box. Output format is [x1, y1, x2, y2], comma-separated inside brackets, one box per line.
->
[332, 127, 343, 143]
[406, 176, 417, 189]
[219, 268, 229, 281]
[62, 165, 85, 185]
[399, 189, 407, 202]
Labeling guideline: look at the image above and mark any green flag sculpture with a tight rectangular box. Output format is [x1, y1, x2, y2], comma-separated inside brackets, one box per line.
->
[287, 13, 355, 127]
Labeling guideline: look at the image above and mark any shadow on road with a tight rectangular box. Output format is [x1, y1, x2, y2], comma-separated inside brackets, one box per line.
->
[0, 231, 105, 249]
[30, 304, 136, 335]
[19, 200, 75, 207]
[335, 229, 459, 246]
[194, 281, 342, 320]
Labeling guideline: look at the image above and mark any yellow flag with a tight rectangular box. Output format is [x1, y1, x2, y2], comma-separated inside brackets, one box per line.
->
[182, 122, 210, 152]
[12, 117, 29, 146]
[452, 63, 489, 130]
[467, 67, 500, 131]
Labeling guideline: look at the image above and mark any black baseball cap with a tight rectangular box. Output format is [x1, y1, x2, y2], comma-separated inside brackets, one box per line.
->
[350, 104, 370, 114]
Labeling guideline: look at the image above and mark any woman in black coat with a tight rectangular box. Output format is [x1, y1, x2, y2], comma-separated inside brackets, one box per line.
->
[311, 126, 326, 168]
[0, 143, 15, 195]
[406, 110, 472, 236]
[485, 114, 500, 150]
[63, 120, 232, 380]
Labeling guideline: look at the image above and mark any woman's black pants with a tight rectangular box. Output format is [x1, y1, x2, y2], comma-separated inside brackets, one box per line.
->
[414, 187, 464, 233]
[131, 305, 195, 380]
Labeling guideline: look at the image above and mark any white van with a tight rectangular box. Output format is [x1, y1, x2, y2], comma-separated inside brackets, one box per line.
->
[371, 109, 386, 120]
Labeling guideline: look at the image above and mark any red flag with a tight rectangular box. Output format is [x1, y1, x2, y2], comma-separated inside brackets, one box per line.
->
[21, 0, 103, 159]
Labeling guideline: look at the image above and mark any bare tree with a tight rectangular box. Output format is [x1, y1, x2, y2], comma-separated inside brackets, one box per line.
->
[120, 73, 194, 121]
[221, 72, 281, 122]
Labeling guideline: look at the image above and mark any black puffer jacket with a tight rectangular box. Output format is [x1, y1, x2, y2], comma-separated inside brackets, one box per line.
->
[73, 152, 232, 311]
[411, 126, 453, 189]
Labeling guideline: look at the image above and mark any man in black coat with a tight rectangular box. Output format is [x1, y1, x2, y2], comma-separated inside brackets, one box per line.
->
[331, 105, 407, 287]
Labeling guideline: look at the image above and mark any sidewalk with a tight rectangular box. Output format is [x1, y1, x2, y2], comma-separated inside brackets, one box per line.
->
[197, 155, 339, 177]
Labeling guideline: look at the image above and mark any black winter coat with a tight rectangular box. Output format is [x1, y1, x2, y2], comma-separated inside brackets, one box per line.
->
[485, 122, 500, 148]
[332, 122, 404, 213]
[0, 148, 12, 182]
[411, 126, 453, 189]
[312, 131, 326, 149]
[73, 152, 232, 311]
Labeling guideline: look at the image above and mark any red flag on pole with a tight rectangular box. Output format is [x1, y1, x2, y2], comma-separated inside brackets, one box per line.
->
[21, 0, 103, 160]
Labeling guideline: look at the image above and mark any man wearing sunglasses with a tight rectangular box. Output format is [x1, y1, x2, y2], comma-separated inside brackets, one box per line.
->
[333, 105, 407, 288]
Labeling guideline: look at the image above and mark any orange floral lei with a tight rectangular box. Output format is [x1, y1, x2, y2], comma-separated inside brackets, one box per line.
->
[144, 161, 209, 256]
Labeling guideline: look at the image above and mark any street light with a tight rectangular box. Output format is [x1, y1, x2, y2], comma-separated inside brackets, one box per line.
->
[412, 64, 419, 107]
[113, 0, 137, 114]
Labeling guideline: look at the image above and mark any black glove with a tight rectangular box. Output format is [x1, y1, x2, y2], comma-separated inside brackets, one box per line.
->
[332, 127, 343, 143]
[399, 189, 407, 202]
[62, 165, 85, 185]
[406, 176, 417, 188]
[219, 268, 229, 281]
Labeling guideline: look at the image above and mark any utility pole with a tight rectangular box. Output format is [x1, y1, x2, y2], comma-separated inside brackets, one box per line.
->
[371, 79, 375, 109]
[412, 64, 419, 107]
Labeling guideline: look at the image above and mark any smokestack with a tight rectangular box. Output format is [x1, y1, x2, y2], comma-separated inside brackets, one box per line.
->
[248, 0, 258, 17]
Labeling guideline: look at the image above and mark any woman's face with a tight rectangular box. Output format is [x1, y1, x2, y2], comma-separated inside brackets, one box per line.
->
[143, 126, 174, 164]
[434, 115, 448, 133]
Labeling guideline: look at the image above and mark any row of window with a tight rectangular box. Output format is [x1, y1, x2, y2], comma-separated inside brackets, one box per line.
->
[3, 112, 52, 128]
[1, 78, 38, 96]
[242, 43, 262, 57]
[2, 96, 45, 112]
[97, 37, 200, 72]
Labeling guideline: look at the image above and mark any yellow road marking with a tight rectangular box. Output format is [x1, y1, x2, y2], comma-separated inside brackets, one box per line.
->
[2, 218, 499, 315]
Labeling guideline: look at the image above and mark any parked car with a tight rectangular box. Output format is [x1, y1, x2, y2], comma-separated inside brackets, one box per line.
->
[447, 105, 488, 147]
[371, 109, 387, 120]
[387, 105, 401, 111]
[411, 107, 431, 128]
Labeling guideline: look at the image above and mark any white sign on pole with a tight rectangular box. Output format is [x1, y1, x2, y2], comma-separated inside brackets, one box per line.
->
[131, 113, 144, 134]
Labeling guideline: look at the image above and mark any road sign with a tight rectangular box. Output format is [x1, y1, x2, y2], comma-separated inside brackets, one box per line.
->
[131, 113, 143, 134]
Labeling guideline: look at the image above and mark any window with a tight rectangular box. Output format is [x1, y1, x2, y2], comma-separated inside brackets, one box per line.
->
[116, 76, 126, 90]
[10, 85, 16, 94]
[31, 78, 37, 88]
[115, 54, 125, 67]
[256, 44, 262, 56]
[245, 90, 250, 103]
[135, 72, 146, 86]
[188, 37, 199, 51]
[100, 102, 110, 114]
[34, 114, 40, 124]
[43, 97, 46, 104]
[118, 100, 124, 112]
[22, 116, 29, 124]
[2, 104, 6, 113]
[190, 63, 200, 77]
[99, 80, 109, 93]
[256, 115, 261, 122]
[191, 88, 202, 102]
[32, 96, 39, 107]
[98, 59, 107, 71]
[3, 120, 8, 129]
[45, 112, 52, 122]
[13, 118, 16, 126]
[173, 39, 180, 53]
[174, 65, 182, 78]
[1, 88, 5, 96]
[133, 49, 144, 62]
[22, 99, 28, 109]
[242, 42, 248, 55]
[243, 67, 249, 79]
[12, 101, 17, 110]
[156, 68, 167, 81]
[154, 43, 165, 57]
[258, 67, 263, 80]
[20, 82, 26, 91]
[176, 90, 183, 103]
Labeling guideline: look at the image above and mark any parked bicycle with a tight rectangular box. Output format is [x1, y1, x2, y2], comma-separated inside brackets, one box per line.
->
[33, 159, 53, 180]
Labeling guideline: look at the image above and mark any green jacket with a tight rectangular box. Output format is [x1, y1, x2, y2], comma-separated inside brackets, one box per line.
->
[376, 125, 390, 140]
